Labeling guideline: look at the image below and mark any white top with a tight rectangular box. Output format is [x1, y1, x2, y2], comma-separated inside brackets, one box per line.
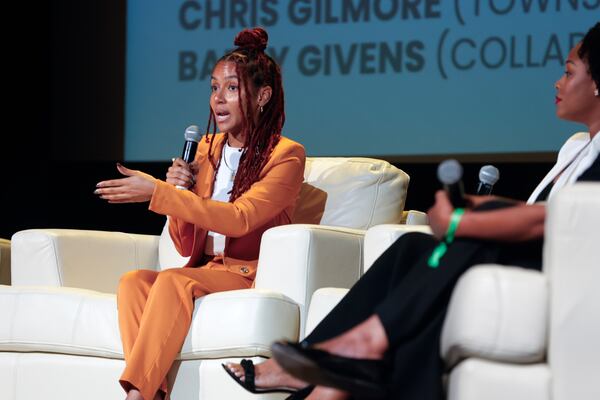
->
[527, 131, 600, 204]
[204, 143, 243, 256]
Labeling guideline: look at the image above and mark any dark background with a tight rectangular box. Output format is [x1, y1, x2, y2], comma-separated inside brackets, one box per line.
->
[1, 1, 553, 241]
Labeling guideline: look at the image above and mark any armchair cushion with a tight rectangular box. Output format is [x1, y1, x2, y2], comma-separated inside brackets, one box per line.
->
[441, 265, 548, 367]
[447, 359, 551, 400]
[0, 286, 121, 358]
[159, 220, 189, 269]
[294, 157, 409, 229]
[0, 286, 299, 360]
[11, 229, 160, 292]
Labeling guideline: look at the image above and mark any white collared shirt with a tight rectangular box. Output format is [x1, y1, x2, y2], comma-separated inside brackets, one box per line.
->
[204, 143, 243, 255]
[527, 131, 600, 204]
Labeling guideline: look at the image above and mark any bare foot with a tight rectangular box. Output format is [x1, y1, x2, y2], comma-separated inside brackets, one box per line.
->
[307, 385, 350, 400]
[224, 358, 307, 390]
[314, 314, 389, 360]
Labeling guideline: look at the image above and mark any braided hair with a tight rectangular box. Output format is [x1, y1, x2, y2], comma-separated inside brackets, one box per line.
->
[204, 27, 285, 201]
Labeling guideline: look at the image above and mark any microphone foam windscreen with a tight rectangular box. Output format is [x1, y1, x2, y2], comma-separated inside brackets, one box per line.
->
[479, 165, 500, 185]
[437, 159, 463, 185]
[184, 125, 202, 142]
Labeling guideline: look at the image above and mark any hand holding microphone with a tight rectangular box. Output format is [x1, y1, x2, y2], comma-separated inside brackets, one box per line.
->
[170, 125, 201, 190]
[428, 159, 467, 265]
[430, 160, 501, 253]
[437, 159, 467, 208]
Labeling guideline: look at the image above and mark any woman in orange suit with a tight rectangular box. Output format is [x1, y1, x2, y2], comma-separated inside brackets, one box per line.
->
[95, 27, 305, 400]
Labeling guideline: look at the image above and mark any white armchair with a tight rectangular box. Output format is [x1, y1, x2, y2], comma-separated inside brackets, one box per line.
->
[304, 183, 600, 400]
[442, 183, 600, 400]
[0, 157, 420, 400]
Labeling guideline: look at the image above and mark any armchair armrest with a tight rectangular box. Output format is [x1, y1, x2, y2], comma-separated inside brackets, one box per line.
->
[304, 287, 349, 337]
[11, 229, 160, 293]
[181, 288, 300, 359]
[255, 224, 365, 336]
[545, 183, 600, 400]
[364, 224, 432, 271]
[441, 265, 548, 367]
[401, 210, 429, 225]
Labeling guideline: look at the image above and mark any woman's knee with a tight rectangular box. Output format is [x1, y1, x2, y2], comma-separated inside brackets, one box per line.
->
[118, 269, 156, 291]
[153, 268, 188, 289]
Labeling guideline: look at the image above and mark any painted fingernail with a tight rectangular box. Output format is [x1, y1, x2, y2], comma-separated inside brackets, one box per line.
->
[94, 189, 100, 195]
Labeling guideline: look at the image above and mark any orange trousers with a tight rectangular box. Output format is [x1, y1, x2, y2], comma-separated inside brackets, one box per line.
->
[117, 267, 253, 400]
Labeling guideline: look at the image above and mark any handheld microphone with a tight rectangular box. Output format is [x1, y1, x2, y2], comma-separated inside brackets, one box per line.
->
[181, 125, 201, 163]
[437, 159, 467, 208]
[176, 125, 201, 190]
[476, 165, 500, 195]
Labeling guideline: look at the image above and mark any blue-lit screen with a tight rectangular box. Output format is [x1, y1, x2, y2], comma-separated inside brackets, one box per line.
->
[125, 0, 598, 160]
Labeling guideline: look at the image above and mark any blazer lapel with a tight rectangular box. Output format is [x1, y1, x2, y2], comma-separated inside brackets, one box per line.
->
[194, 135, 224, 199]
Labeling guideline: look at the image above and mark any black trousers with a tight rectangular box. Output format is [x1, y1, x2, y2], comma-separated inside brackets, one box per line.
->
[304, 231, 542, 399]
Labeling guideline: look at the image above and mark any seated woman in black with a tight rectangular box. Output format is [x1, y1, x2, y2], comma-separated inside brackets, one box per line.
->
[223, 22, 600, 400]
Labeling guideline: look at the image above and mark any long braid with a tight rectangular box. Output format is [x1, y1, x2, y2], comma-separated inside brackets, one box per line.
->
[206, 27, 285, 201]
[205, 106, 218, 170]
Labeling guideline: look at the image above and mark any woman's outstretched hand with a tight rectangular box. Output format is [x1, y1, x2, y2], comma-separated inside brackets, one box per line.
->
[95, 163, 157, 203]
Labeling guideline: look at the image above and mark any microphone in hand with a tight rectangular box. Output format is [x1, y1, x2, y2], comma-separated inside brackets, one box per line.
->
[476, 165, 500, 195]
[176, 125, 202, 190]
[437, 159, 467, 208]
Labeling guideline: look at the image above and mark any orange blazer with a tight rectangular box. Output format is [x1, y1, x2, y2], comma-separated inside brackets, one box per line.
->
[148, 133, 306, 280]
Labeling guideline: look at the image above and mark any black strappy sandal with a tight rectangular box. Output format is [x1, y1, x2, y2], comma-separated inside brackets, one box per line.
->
[271, 341, 388, 399]
[285, 384, 315, 399]
[222, 359, 298, 394]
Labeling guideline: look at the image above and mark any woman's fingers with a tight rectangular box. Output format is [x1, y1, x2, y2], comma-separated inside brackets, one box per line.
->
[96, 169, 156, 203]
[167, 168, 193, 180]
[96, 179, 125, 189]
[116, 162, 138, 176]
[171, 157, 188, 168]
[166, 173, 190, 186]
[166, 164, 196, 187]
[96, 163, 140, 188]
[96, 188, 148, 203]
[189, 160, 200, 174]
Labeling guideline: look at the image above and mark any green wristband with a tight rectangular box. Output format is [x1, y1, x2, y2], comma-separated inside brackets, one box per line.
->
[427, 208, 465, 268]
[445, 208, 465, 244]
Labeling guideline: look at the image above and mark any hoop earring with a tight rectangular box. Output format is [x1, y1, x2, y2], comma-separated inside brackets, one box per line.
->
[260, 105, 264, 113]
